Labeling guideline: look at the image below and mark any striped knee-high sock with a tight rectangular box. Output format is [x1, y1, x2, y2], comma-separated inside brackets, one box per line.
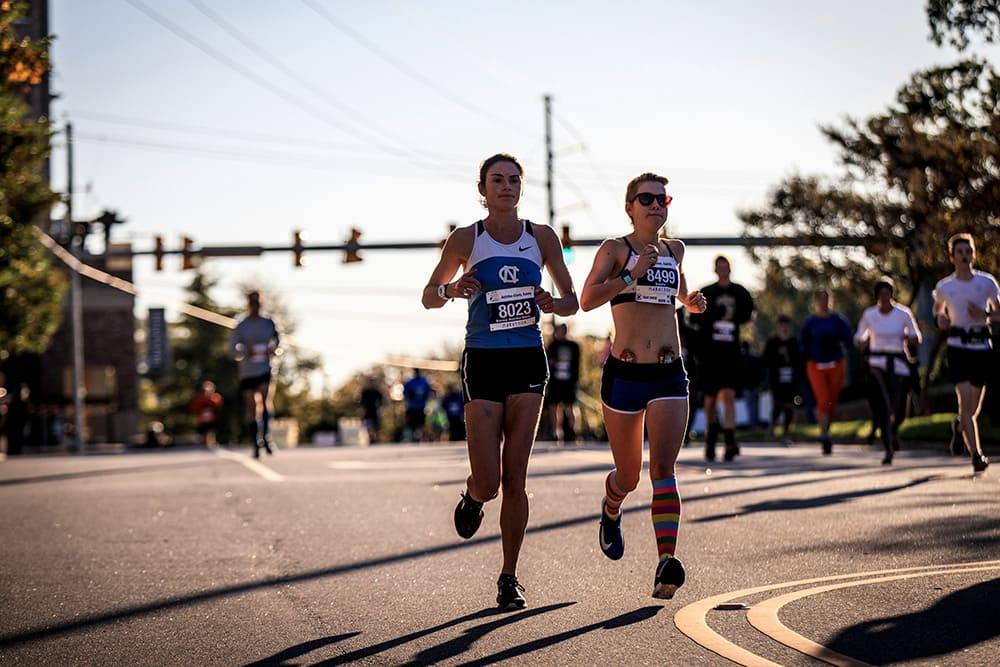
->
[651, 476, 681, 562]
[603, 471, 628, 517]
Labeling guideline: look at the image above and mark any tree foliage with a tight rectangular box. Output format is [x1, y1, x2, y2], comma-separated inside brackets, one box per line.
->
[0, 1, 64, 359]
[927, 0, 1000, 50]
[740, 59, 1000, 321]
[145, 271, 323, 443]
[145, 271, 242, 440]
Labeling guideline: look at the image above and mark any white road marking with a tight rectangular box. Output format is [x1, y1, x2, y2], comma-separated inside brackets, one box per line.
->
[214, 447, 285, 481]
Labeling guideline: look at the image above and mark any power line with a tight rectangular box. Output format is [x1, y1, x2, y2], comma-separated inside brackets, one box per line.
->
[122, 0, 458, 177]
[69, 110, 374, 152]
[71, 132, 471, 182]
[64, 129, 776, 197]
[554, 113, 619, 196]
[299, 0, 538, 137]
[63, 111, 481, 170]
[184, 0, 449, 165]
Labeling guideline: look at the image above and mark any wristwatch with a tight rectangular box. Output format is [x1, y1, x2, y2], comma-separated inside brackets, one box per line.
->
[619, 268, 634, 286]
[437, 284, 450, 300]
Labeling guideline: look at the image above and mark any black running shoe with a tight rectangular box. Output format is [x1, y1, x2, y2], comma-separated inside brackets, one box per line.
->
[821, 436, 833, 455]
[496, 574, 526, 610]
[252, 444, 260, 459]
[454, 490, 484, 539]
[948, 417, 964, 456]
[652, 557, 686, 600]
[259, 436, 274, 456]
[598, 500, 624, 560]
[973, 453, 989, 473]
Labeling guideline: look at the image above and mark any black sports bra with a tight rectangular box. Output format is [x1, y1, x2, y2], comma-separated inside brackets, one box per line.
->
[610, 237, 680, 307]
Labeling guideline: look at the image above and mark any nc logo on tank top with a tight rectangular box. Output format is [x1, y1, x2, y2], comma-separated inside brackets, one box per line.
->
[498, 265, 520, 284]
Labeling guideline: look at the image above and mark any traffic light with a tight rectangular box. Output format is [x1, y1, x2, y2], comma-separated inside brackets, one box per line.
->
[292, 230, 305, 267]
[344, 227, 362, 263]
[181, 235, 196, 270]
[561, 224, 574, 263]
[154, 235, 165, 271]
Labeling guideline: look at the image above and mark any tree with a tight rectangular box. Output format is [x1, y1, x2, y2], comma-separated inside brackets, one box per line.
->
[740, 58, 1000, 328]
[146, 271, 241, 441]
[0, 1, 65, 360]
[144, 271, 324, 443]
[927, 0, 1000, 50]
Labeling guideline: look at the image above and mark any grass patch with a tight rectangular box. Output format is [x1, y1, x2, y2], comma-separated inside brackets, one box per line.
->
[740, 412, 1000, 445]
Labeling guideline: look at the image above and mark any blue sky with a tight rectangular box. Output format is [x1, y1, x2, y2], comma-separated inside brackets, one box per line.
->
[46, 1, 996, 388]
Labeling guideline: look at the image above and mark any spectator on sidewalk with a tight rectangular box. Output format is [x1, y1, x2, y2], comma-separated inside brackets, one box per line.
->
[190, 381, 223, 447]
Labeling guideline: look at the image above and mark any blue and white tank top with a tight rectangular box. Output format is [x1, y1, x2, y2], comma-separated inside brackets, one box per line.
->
[465, 220, 544, 349]
[610, 237, 680, 307]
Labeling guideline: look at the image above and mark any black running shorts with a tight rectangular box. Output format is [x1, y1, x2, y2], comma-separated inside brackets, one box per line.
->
[460, 347, 548, 403]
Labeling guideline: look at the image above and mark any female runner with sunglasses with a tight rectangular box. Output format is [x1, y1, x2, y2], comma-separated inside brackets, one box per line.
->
[580, 172, 707, 599]
[422, 153, 578, 610]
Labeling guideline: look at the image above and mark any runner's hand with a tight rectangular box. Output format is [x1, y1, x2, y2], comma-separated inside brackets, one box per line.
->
[632, 243, 660, 278]
[454, 269, 480, 299]
[535, 286, 555, 313]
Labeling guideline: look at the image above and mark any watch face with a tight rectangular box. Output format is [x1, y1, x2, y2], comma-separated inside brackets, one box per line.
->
[439, 285, 447, 299]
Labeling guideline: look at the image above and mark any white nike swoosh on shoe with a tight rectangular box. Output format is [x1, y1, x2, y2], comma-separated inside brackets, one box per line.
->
[529, 383, 543, 388]
[600, 530, 614, 552]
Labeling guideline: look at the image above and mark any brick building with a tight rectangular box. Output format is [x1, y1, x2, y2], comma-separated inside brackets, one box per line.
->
[38, 249, 140, 446]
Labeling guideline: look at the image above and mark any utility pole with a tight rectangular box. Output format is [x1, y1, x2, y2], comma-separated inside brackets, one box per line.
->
[67, 122, 85, 451]
[544, 94, 554, 228]
[543, 94, 556, 329]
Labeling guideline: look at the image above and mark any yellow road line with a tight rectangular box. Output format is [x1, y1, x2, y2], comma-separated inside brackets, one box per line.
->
[214, 447, 285, 482]
[746, 564, 1000, 667]
[674, 560, 1000, 666]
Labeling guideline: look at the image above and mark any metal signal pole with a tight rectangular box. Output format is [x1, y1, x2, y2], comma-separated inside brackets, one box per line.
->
[544, 94, 554, 228]
[67, 122, 86, 451]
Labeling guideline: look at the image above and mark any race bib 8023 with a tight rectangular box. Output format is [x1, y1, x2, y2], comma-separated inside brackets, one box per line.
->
[486, 286, 537, 331]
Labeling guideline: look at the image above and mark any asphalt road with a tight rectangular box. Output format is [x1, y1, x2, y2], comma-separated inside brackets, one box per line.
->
[0, 440, 997, 666]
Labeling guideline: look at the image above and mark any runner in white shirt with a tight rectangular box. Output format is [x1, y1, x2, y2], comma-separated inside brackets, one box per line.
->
[933, 233, 1000, 473]
[855, 277, 921, 465]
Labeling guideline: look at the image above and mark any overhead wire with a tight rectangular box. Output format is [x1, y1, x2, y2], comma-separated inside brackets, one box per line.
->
[298, 0, 538, 137]
[69, 110, 376, 153]
[121, 0, 465, 179]
[62, 110, 484, 170]
[554, 113, 620, 196]
[184, 0, 456, 165]
[63, 129, 770, 196]
[71, 132, 472, 183]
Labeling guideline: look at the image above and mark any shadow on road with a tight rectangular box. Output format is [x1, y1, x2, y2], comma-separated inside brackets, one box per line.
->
[690, 475, 944, 523]
[0, 460, 217, 487]
[452, 605, 662, 666]
[826, 577, 1000, 664]
[250, 604, 656, 666]
[243, 633, 360, 666]
[306, 603, 575, 666]
[0, 457, 972, 651]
